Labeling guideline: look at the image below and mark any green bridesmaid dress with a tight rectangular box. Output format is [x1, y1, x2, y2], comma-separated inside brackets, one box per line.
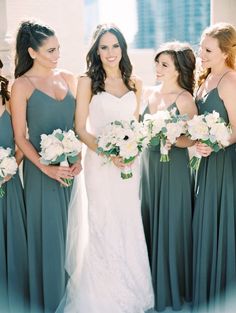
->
[0, 109, 28, 313]
[193, 75, 236, 311]
[24, 87, 75, 313]
[140, 103, 193, 311]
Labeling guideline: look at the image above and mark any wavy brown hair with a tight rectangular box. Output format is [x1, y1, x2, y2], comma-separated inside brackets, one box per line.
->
[154, 41, 196, 95]
[198, 22, 236, 87]
[86, 23, 136, 95]
[0, 59, 10, 105]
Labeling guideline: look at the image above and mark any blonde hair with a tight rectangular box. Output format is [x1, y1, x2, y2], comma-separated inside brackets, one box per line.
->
[198, 22, 236, 86]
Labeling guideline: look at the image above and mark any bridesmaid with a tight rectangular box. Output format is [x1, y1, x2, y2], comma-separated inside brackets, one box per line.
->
[140, 42, 197, 311]
[0, 60, 28, 312]
[192, 23, 236, 311]
[11, 21, 82, 313]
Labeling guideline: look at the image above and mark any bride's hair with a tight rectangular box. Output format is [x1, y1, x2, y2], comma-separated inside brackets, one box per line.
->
[86, 23, 136, 95]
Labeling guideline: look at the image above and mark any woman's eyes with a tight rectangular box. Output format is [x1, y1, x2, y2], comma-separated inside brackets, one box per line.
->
[48, 48, 58, 53]
[199, 47, 211, 53]
[100, 44, 120, 50]
[156, 61, 168, 67]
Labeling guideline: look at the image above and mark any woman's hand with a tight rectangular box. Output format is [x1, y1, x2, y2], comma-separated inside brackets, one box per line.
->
[70, 159, 83, 176]
[111, 156, 126, 169]
[164, 139, 172, 151]
[2, 175, 12, 184]
[41, 164, 74, 187]
[195, 141, 213, 157]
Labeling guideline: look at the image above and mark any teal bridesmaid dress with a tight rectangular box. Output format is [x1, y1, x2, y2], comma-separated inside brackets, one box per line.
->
[193, 80, 236, 311]
[0, 109, 28, 313]
[140, 103, 193, 311]
[24, 88, 75, 313]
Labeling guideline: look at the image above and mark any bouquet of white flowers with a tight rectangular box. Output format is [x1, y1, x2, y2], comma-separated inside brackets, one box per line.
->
[0, 147, 18, 198]
[97, 119, 148, 179]
[144, 107, 187, 162]
[186, 111, 231, 171]
[39, 129, 82, 186]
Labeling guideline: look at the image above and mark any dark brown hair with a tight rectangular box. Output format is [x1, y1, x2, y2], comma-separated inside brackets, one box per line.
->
[86, 23, 136, 95]
[155, 41, 196, 95]
[14, 20, 55, 78]
[0, 60, 10, 105]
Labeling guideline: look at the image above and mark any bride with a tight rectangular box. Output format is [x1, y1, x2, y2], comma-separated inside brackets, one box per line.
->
[63, 23, 154, 313]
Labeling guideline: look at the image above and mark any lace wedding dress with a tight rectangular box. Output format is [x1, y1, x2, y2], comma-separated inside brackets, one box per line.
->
[63, 91, 154, 313]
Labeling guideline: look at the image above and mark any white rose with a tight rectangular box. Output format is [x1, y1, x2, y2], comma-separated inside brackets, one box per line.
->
[40, 134, 57, 149]
[205, 111, 220, 127]
[0, 156, 18, 177]
[41, 143, 64, 161]
[166, 123, 183, 144]
[210, 123, 230, 146]
[52, 129, 63, 136]
[0, 147, 11, 160]
[187, 116, 209, 140]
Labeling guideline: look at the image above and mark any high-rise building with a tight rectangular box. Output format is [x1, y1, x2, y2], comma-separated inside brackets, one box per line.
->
[134, 0, 210, 50]
[84, 0, 99, 44]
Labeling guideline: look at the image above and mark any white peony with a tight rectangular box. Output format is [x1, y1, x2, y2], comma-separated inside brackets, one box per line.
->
[119, 140, 139, 159]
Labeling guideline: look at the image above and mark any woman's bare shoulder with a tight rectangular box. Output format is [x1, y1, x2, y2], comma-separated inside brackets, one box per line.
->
[11, 76, 32, 96]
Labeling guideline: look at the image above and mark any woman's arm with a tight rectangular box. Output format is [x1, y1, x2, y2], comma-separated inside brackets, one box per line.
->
[11, 79, 72, 186]
[133, 76, 143, 120]
[61, 69, 78, 98]
[75, 76, 98, 152]
[219, 72, 236, 145]
[175, 92, 198, 148]
[61, 70, 82, 176]
[195, 72, 236, 157]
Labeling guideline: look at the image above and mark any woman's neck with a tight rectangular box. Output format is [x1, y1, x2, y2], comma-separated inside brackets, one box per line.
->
[158, 81, 182, 94]
[210, 63, 230, 76]
[103, 66, 121, 79]
[28, 64, 55, 78]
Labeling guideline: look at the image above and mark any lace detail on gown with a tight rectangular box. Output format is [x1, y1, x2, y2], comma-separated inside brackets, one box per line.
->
[63, 91, 154, 313]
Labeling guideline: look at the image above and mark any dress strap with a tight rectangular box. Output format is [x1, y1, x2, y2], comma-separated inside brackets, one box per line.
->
[174, 90, 186, 103]
[23, 75, 36, 89]
[217, 71, 232, 87]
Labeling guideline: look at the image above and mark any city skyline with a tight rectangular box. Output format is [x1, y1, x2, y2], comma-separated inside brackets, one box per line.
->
[134, 0, 210, 49]
[84, 0, 210, 50]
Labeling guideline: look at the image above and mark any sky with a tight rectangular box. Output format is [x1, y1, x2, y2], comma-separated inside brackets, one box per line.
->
[98, 0, 137, 43]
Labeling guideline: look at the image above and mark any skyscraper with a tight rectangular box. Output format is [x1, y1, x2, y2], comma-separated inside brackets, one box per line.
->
[84, 0, 99, 44]
[134, 0, 210, 50]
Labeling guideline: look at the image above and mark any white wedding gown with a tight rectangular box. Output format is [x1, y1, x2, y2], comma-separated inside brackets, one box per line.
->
[63, 91, 154, 313]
